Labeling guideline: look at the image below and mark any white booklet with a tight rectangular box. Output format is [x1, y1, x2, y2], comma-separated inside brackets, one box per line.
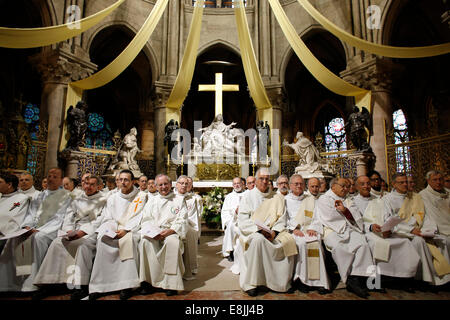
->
[420, 229, 436, 238]
[254, 219, 272, 234]
[97, 222, 118, 239]
[57, 230, 78, 239]
[381, 216, 403, 232]
[0, 228, 30, 240]
[303, 235, 318, 243]
[141, 223, 163, 239]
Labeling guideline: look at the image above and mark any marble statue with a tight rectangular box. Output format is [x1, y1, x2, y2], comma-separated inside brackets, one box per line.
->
[283, 132, 335, 178]
[108, 127, 143, 176]
[195, 114, 244, 158]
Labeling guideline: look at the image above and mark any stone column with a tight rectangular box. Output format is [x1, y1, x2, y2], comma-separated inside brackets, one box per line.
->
[153, 86, 171, 175]
[31, 49, 96, 174]
[341, 58, 403, 181]
[59, 150, 86, 179]
[348, 152, 376, 177]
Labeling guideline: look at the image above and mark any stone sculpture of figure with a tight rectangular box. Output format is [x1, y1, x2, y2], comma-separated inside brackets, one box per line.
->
[198, 114, 241, 157]
[345, 106, 372, 152]
[66, 100, 88, 150]
[283, 132, 321, 173]
[256, 120, 271, 148]
[164, 119, 179, 154]
[121, 127, 141, 170]
[108, 127, 142, 172]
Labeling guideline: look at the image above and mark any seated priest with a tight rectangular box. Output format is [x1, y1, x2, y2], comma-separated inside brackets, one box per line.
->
[139, 174, 188, 296]
[285, 174, 330, 294]
[186, 177, 202, 240]
[175, 175, 199, 280]
[18, 172, 41, 201]
[32, 174, 107, 300]
[351, 175, 420, 292]
[0, 168, 71, 293]
[276, 175, 289, 196]
[419, 171, 450, 285]
[305, 177, 321, 199]
[0, 173, 31, 253]
[88, 170, 147, 300]
[221, 177, 245, 263]
[237, 168, 296, 297]
[383, 173, 450, 288]
[314, 177, 373, 298]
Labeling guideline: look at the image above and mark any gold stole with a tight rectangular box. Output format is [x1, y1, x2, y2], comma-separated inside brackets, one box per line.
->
[15, 189, 69, 276]
[117, 193, 146, 261]
[399, 193, 450, 277]
[251, 193, 298, 257]
[294, 196, 320, 280]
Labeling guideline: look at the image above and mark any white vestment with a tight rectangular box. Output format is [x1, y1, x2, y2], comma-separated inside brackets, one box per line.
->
[350, 194, 420, 278]
[384, 191, 450, 285]
[314, 189, 373, 284]
[370, 189, 387, 199]
[193, 193, 203, 238]
[19, 186, 41, 201]
[419, 186, 450, 241]
[89, 187, 147, 294]
[177, 192, 199, 279]
[237, 188, 294, 292]
[221, 191, 243, 256]
[0, 192, 31, 236]
[285, 192, 330, 289]
[0, 188, 71, 292]
[33, 191, 107, 286]
[139, 192, 187, 291]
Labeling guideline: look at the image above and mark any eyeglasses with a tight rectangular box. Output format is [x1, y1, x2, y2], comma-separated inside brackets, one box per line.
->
[336, 183, 350, 189]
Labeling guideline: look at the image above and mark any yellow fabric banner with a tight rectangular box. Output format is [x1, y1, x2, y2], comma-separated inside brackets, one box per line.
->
[0, 0, 125, 49]
[165, 0, 204, 111]
[298, 0, 450, 58]
[268, 0, 371, 111]
[60, 0, 169, 151]
[234, 0, 273, 110]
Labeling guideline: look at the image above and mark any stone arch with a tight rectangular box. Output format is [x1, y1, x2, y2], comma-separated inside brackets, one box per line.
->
[198, 39, 241, 58]
[84, 20, 159, 84]
[279, 24, 351, 84]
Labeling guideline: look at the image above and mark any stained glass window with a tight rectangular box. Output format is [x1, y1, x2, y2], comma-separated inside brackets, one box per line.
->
[393, 109, 411, 172]
[85, 112, 113, 149]
[324, 118, 347, 153]
[23, 103, 40, 141]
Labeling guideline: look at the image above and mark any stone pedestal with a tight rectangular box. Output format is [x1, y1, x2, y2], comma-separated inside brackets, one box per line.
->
[348, 152, 376, 177]
[59, 149, 87, 179]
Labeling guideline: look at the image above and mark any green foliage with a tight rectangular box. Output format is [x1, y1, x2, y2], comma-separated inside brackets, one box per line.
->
[202, 187, 228, 227]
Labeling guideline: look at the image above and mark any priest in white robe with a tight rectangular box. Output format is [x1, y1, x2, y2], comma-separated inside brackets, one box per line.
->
[0, 173, 31, 253]
[175, 175, 199, 280]
[276, 175, 289, 196]
[351, 175, 420, 292]
[285, 174, 330, 293]
[368, 170, 387, 199]
[419, 171, 450, 251]
[187, 177, 202, 239]
[147, 179, 158, 198]
[384, 173, 450, 287]
[314, 178, 373, 298]
[221, 177, 245, 262]
[139, 174, 187, 296]
[305, 177, 321, 199]
[33, 175, 107, 300]
[0, 168, 71, 293]
[18, 172, 41, 201]
[88, 170, 147, 300]
[237, 168, 295, 296]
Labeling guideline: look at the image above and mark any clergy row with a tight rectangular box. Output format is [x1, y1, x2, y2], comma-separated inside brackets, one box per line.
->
[0, 168, 204, 300]
[220, 168, 450, 298]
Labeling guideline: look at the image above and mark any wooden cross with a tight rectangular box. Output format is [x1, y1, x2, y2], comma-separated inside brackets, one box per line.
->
[198, 73, 239, 116]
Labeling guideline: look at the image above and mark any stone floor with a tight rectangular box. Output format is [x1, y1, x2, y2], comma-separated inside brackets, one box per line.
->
[1, 232, 450, 301]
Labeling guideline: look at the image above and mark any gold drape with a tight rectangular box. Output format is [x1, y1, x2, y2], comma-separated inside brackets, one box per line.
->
[268, 0, 371, 111]
[0, 0, 125, 49]
[165, 0, 204, 113]
[60, 0, 169, 151]
[234, 0, 273, 111]
[298, 0, 450, 58]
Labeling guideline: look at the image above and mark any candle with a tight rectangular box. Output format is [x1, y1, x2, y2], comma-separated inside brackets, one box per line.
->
[167, 154, 170, 166]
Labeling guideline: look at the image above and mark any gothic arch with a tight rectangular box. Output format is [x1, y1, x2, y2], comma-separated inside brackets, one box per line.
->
[279, 25, 350, 86]
[198, 39, 241, 58]
[84, 21, 159, 84]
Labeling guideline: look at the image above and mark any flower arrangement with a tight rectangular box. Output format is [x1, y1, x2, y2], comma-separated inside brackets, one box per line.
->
[202, 187, 228, 229]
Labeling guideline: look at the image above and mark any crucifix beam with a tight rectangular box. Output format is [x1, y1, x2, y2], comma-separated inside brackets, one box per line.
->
[198, 73, 239, 116]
